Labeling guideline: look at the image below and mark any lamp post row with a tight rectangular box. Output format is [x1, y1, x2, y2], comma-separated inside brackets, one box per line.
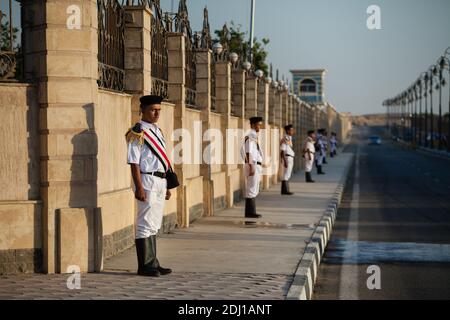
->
[383, 47, 450, 152]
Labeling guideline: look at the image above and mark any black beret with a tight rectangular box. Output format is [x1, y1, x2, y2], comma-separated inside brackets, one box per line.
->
[307, 130, 315, 135]
[140, 95, 164, 107]
[249, 116, 263, 124]
[284, 124, 294, 132]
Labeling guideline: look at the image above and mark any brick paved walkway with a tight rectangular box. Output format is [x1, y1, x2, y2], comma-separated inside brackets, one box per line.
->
[0, 272, 292, 300]
[0, 154, 353, 300]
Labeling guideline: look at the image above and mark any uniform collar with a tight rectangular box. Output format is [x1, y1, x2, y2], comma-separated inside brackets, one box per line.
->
[248, 129, 258, 139]
[285, 134, 292, 141]
[140, 120, 159, 131]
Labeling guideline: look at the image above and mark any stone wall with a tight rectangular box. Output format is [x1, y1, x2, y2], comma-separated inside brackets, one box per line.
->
[0, 83, 42, 274]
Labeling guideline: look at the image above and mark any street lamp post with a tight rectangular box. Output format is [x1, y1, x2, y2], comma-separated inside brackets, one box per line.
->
[409, 88, 413, 142]
[416, 80, 421, 146]
[423, 73, 429, 147]
[437, 57, 446, 150]
[443, 47, 450, 152]
[249, 0, 256, 63]
[429, 65, 440, 149]
[413, 85, 418, 144]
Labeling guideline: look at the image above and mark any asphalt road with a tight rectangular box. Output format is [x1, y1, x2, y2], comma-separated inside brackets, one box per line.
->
[313, 125, 450, 300]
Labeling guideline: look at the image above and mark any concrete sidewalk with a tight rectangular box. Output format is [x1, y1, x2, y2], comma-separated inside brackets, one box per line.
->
[0, 153, 353, 300]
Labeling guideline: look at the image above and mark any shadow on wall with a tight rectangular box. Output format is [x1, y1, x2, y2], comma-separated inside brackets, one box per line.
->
[54, 103, 102, 272]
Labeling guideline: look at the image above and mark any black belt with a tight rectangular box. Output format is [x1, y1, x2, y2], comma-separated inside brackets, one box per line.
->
[141, 172, 166, 179]
[285, 155, 295, 158]
[245, 162, 262, 165]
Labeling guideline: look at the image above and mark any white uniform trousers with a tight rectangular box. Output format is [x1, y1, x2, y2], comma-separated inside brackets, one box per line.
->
[282, 156, 294, 181]
[305, 155, 315, 173]
[330, 144, 337, 154]
[316, 152, 324, 166]
[135, 176, 167, 239]
[244, 164, 262, 199]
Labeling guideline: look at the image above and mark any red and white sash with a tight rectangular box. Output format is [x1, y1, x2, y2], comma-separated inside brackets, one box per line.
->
[142, 127, 172, 172]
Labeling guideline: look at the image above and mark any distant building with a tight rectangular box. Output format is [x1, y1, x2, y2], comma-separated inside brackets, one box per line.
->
[290, 69, 327, 105]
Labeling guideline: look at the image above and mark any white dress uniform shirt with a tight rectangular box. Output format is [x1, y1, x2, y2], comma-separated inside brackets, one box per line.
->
[303, 137, 315, 173]
[244, 129, 263, 165]
[244, 129, 263, 198]
[281, 134, 295, 181]
[280, 134, 295, 157]
[127, 120, 166, 191]
[316, 133, 325, 166]
[330, 136, 337, 153]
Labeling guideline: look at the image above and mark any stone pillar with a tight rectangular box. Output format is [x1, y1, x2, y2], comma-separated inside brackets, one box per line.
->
[257, 81, 270, 190]
[123, 5, 152, 124]
[257, 80, 269, 120]
[245, 76, 258, 119]
[275, 90, 283, 128]
[21, 0, 100, 273]
[288, 94, 294, 125]
[232, 69, 246, 195]
[232, 69, 246, 126]
[282, 90, 289, 127]
[215, 61, 233, 207]
[196, 49, 214, 217]
[268, 86, 276, 125]
[293, 100, 301, 172]
[167, 33, 188, 228]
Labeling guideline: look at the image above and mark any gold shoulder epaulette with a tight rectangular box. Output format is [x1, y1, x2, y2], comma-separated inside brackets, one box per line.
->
[125, 123, 144, 145]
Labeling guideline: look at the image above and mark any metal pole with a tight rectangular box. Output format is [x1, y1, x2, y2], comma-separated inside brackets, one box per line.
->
[438, 69, 443, 150]
[425, 80, 428, 147]
[413, 94, 417, 144]
[249, 0, 256, 63]
[430, 74, 434, 149]
[402, 100, 407, 141]
[448, 67, 450, 152]
[419, 83, 423, 146]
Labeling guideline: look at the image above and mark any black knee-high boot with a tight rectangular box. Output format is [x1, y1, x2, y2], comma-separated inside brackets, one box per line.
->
[305, 172, 315, 183]
[135, 238, 160, 277]
[149, 235, 172, 275]
[317, 165, 325, 175]
[245, 198, 262, 218]
[282, 181, 294, 195]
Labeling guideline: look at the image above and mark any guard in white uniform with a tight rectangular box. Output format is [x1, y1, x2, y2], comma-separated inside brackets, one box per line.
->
[303, 130, 316, 183]
[126, 95, 173, 277]
[280, 124, 296, 195]
[330, 132, 338, 157]
[322, 130, 329, 164]
[243, 117, 264, 219]
[315, 129, 326, 175]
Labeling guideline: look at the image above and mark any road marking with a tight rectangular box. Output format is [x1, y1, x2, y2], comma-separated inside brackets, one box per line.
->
[338, 144, 360, 300]
[326, 239, 450, 264]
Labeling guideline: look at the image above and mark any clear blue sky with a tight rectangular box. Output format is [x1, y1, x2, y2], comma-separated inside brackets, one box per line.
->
[161, 0, 450, 115]
[4, 0, 450, 115]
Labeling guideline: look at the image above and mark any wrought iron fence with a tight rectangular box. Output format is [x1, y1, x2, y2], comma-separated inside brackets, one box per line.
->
[0, 0, 21, 81]
[149, 0, 169, 99]
[173, 0, 196, 108]
[97, 0, 125, 92]
[200, 7, 215, 111]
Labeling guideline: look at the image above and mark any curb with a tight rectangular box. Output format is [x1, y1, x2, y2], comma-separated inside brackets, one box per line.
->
[286, 153, 355, 300]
